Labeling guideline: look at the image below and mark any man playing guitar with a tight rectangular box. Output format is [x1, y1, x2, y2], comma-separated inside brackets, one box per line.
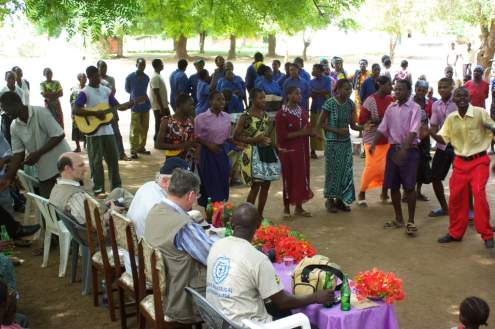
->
[74, 65, 136, 198]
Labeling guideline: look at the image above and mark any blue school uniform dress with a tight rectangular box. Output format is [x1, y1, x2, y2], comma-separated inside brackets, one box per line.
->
[359, 77, 378, 104]
[282, 77, 311, 110]
[169, 69, 190, 111]
[255, 77, 282, 96]
[273, 71, 286, 85]
[189, 73, 199, 104]
[195, 80, 210, 115]
[299, 69, 311, 81]
[309, 76, 332, 113]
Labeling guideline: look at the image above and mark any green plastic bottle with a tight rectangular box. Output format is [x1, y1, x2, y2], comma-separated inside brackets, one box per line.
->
[322, 271, 333, 308]
[205, 197, 213, 223]
[340, 275, 351, 311]
[0, 225, 12, 256]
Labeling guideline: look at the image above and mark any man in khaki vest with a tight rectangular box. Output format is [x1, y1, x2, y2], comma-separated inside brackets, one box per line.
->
[49, 152, 133, 224]
[144, 168, 213, 323]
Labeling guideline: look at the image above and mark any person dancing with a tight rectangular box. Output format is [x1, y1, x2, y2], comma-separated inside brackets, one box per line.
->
[275, 86, 315, 219]
[320, 79, 361, 213]
[357, 75, 393, 206]
[234, 89, 278, 217]
[370, 79, 421, 236]
[436, 87, 494, 249]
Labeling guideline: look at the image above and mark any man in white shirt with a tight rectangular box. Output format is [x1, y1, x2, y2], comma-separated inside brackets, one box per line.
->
[206, 203, 334, 327]
[127, 157, 190, 238]
[74, 65, 134, 197]
[11, 66, 29, 106]
[0, 91, 71, 198]
[149, 58, 170, 142]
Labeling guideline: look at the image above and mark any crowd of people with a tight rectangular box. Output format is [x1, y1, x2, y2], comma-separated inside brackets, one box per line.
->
[0, 45, 492, 328]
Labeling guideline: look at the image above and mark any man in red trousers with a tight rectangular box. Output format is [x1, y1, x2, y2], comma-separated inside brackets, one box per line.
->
[434, 87, 494, 248]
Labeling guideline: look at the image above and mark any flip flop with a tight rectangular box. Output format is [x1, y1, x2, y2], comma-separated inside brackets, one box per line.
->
[295, 210, 312, 217]
[406, 223, 418, 236]
[429, 208, 447, 217]
[417, 194, 429, 202]
[357, 200, 368, 208]
[384, 221, 405, 229]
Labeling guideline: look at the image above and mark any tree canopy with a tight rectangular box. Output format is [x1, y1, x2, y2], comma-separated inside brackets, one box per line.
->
[18, 0, 364, 58]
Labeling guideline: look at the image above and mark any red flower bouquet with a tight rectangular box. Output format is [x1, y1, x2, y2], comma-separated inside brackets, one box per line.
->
[353, 268, 405, 304]
[252, 223, 316, 263]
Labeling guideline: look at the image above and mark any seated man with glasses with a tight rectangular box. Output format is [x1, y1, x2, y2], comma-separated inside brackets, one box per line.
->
[144, 168, 213, 324]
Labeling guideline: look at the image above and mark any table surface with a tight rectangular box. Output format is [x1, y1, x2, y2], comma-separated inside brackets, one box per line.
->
[273, 263, 400, 329]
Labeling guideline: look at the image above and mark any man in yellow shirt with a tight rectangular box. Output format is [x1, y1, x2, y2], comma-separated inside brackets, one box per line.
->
[435, 87, 494, 248]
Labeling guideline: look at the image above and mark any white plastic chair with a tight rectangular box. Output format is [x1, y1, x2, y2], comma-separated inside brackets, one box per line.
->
[27, 192, 71, 277]
[242, 313, 311, 329]
[17, 169, 40, 223]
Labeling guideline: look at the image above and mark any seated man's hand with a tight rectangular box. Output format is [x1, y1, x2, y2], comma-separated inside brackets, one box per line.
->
[313, 289, 335, 305]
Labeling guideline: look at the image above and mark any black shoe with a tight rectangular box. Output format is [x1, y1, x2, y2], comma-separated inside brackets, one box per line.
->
[130, 152, 139, 159]
[335, 199, 351, 212]
[14, 224, 41, 239]
[437, 234, 462, 244]
[325, 199, 338, 213]
[137, 149, 151, 155]
[484, 239, 494, 249]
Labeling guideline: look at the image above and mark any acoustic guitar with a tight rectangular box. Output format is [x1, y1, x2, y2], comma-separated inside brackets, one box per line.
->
[74, 96, 146, 135]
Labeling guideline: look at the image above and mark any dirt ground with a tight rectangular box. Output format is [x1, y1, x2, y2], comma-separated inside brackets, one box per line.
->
[5, 54, 494, 329]
[12, 136, 495, 329]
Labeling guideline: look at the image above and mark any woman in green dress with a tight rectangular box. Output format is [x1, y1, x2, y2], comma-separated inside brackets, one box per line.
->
[234, 88, 278, 216]
[320, 79, 361, 213]
[40, 68, 64, 128]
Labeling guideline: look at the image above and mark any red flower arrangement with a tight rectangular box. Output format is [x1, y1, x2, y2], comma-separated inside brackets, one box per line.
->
[353, 268, 405, 304]
[252, 224, 317, 263]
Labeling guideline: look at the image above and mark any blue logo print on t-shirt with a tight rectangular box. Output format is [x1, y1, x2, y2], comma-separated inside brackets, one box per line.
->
[212, 256, 230, 284]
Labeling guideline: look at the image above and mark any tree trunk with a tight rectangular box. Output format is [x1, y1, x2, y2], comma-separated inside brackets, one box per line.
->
[267, 33, 276, 57]
[302, 41, 311, 61]
[477, 19, 495, 80]
[173, 38, 177, 51]
[199, 31, 206, 54]
[389, 34, 399, 63]
[228, 34, 236, 60]
[101, 36, 124, 57]
[175, 35, 188, 59]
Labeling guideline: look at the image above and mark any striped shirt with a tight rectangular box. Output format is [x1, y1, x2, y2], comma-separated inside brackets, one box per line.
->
[161, 198, 214, 266]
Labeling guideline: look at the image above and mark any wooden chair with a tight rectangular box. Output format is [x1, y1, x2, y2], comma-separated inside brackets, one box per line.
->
[108, 210, 140, 329]
[84, 196, 119, 322]
[137, 238, 194, 329]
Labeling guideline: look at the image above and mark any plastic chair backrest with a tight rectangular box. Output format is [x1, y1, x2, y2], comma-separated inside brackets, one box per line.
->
[52, 204, 89, 247]
[17, 170, 39, 194]
[27, 192, 59, 233]
[185, 287, 241, 329]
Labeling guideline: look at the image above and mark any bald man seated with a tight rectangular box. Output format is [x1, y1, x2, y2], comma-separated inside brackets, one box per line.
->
[49, 152, 133, 224]
[206, 203, 335, 327]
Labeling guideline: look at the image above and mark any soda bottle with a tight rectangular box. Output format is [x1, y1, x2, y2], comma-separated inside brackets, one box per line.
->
[205, 197, 213, 223]
[0, 226, 12, 256]
[322, 271, 333, 307]
[224, 222, 233, 237]
[340, 275, 351, 311]
[223, 202, 233, 226]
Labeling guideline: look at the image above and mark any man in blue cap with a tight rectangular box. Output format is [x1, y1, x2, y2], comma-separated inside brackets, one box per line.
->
[127, 157, 191, 238]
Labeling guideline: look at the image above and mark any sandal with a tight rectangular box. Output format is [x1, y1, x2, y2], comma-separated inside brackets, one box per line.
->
[428, 208, 447, 217]
[295, 210, 312, 217]
[384, 221, 405, 229]
[405, 222, 418, 235]
[417, 194, 429, 202]
[357, 200, 368, 208]
[282, 213, 292, 221]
